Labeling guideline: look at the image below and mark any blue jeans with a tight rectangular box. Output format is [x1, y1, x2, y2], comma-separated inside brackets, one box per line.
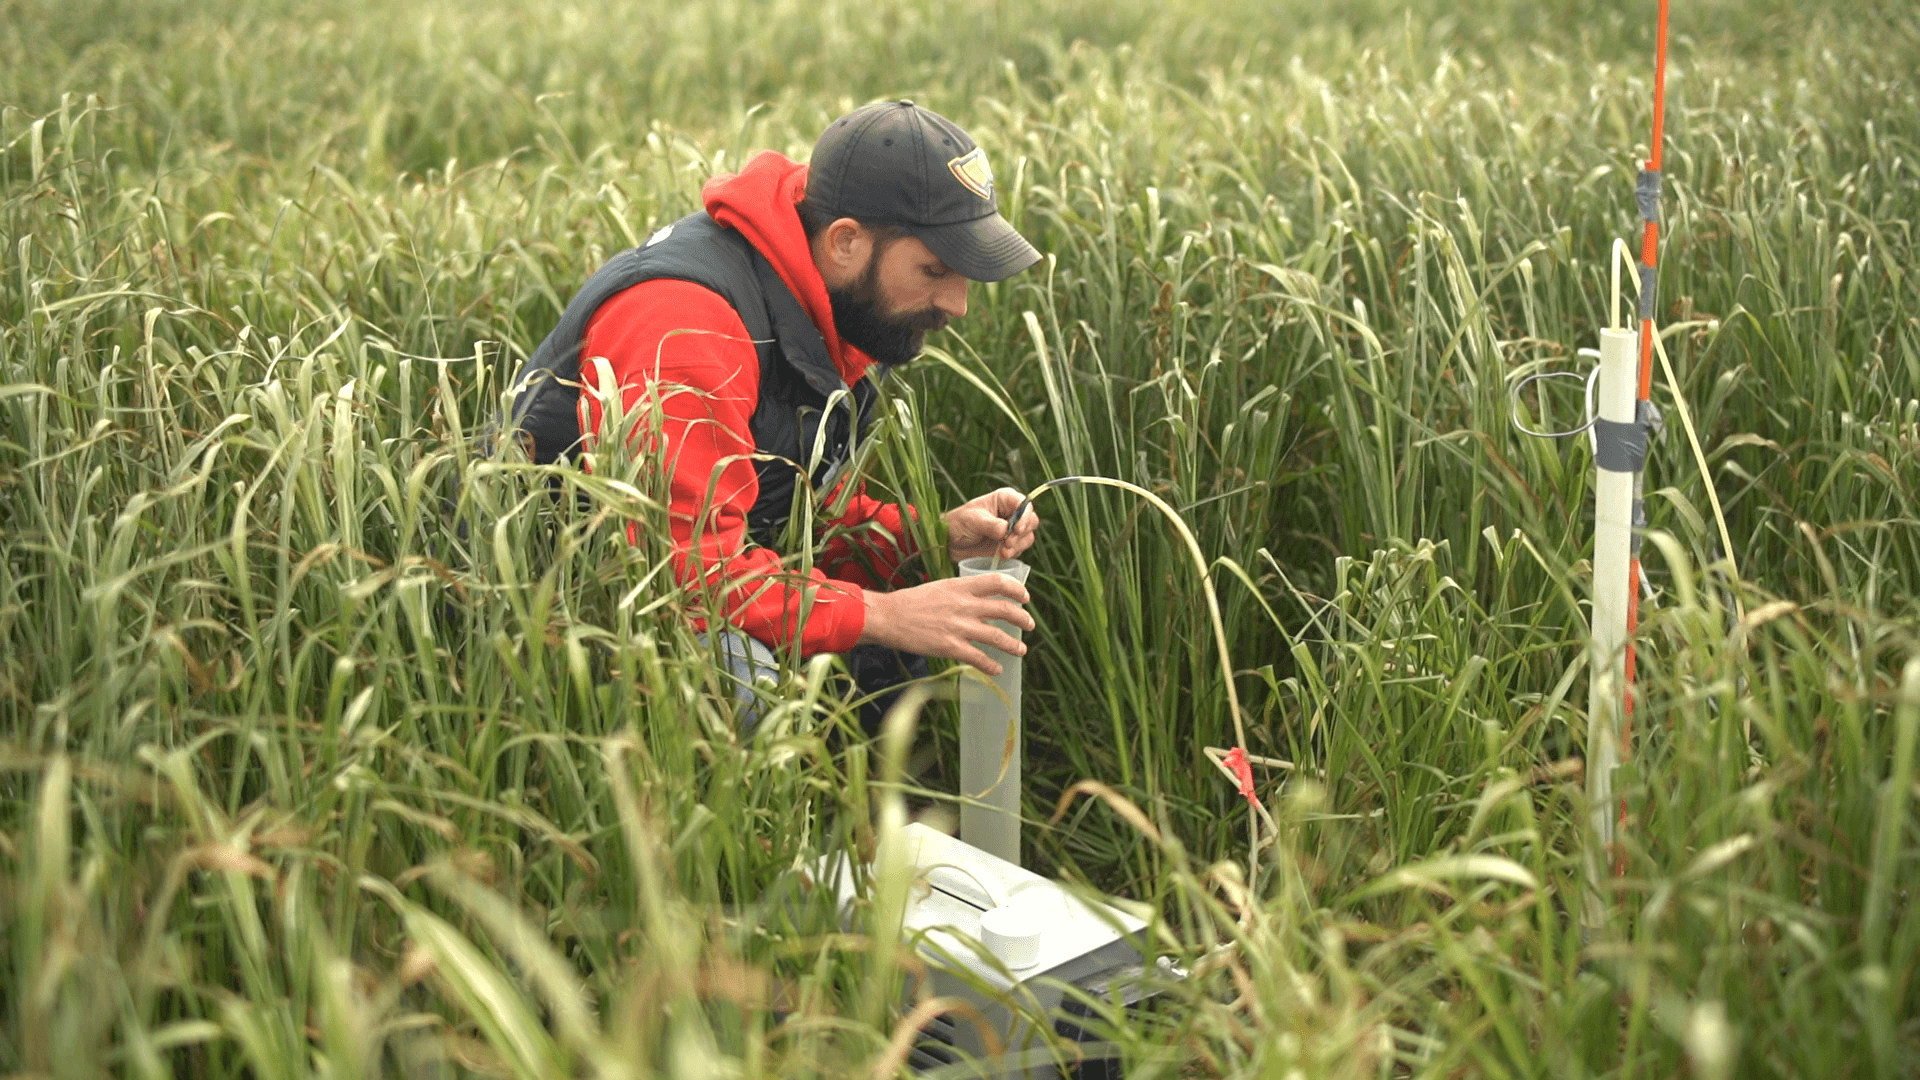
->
[698, 632, 929, 733]
[699, 631, 781, 730]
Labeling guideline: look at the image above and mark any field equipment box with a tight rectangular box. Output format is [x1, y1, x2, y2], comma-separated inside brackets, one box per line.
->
[829, 823, 1160, 1078]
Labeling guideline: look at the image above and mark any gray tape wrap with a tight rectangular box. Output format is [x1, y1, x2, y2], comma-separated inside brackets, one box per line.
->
[1594, 417, 1647, 472]
[1639, 264, 1658, 320]
[1639, 397, 1665, 439]
[1636, 169, 1662, 222]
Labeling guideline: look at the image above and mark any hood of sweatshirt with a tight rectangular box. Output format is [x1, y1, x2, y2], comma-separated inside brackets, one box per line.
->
[704, 151, 875, 387]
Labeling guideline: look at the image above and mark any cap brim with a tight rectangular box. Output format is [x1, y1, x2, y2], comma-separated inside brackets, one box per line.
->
[911, 212, 1042, 283]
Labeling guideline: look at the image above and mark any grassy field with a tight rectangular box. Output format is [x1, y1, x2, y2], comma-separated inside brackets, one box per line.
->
[4, 0, 1918, 1075]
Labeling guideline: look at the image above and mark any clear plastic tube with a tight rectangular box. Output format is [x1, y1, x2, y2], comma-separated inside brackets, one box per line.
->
[956, 556, 1031, 865]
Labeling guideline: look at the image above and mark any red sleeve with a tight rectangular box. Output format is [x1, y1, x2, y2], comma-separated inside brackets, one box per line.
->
[577, 279, 869, 655]
[819, 493, 919, 591]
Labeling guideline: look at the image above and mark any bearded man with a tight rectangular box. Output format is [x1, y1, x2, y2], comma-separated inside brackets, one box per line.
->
[509, 101, 1043, 725]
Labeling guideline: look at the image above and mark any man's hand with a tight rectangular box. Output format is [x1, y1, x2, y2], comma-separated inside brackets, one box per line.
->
[944, 487, 1040, 563]
[858, 574, 1034, 676]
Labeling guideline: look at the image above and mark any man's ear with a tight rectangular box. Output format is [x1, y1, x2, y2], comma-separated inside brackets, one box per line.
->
[815, 217, 870, 287]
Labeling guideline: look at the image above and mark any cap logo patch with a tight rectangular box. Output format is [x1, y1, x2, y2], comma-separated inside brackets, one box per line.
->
[947, 147, 995, 202]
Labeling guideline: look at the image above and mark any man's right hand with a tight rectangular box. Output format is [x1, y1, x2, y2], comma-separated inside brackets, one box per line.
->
[857, 574, 1034, 676]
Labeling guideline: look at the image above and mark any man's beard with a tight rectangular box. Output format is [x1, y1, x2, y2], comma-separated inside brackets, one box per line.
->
[828, 253, 948, 367]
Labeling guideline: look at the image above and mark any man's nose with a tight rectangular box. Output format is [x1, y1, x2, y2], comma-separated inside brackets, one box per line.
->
[936, 277, 969, 320]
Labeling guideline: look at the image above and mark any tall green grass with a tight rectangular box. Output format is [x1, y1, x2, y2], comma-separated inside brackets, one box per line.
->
[4, 0, 1918, 1075]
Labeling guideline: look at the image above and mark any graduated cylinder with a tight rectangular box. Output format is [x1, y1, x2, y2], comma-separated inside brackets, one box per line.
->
[956, 556, 1031, 866]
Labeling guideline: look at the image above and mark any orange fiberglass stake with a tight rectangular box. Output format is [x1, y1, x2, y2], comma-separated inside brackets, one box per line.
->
[1619, 0, 1671, 867]
[1553, 0, 1671, 922]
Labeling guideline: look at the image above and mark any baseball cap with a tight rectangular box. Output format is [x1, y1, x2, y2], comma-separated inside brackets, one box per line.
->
[806, 100, 1042, 283]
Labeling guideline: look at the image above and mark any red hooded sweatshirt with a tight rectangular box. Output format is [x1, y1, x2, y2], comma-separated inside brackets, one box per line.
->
[576, 151, 917, 655]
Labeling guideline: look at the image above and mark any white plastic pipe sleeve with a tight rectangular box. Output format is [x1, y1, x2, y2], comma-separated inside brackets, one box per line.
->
[1589, 327, 1638, 855]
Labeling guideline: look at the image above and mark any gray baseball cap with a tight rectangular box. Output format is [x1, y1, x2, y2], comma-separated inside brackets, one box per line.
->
[806, 100, 1042, 283]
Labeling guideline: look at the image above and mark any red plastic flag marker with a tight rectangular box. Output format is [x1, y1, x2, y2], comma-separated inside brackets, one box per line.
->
[1222, 746, 1260, 808]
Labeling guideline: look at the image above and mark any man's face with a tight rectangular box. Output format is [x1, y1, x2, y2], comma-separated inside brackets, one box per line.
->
[828, 233, 970, 366]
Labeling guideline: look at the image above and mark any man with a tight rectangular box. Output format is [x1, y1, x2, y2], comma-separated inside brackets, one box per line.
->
[509, 100, 1043, 721]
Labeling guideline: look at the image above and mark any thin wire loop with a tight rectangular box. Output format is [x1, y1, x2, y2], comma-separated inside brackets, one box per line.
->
[1508, 369, 1602, 440]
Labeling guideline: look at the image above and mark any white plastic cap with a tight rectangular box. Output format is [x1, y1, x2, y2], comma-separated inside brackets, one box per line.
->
[979, 905, 1043, 970]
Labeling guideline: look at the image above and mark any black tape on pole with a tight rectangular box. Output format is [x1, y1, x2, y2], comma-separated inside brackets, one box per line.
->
[1593, 418, 1647, 472]
[1596, 399, 1665, 473]
[1636, 170, 1663, 222]
[1636, 170, 1662, 322]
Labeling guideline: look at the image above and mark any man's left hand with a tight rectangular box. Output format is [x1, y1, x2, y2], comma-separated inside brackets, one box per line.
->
[945, 487, 1040, 563]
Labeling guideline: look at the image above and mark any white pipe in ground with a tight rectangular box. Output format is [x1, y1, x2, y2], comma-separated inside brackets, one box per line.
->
[1587, 326, 1638, 913]
[956, 556, 1031, 866]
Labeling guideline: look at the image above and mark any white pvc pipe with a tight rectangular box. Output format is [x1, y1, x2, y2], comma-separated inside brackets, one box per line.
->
[1589, 328, 1638, 866]
[956, 557, 1032, 866]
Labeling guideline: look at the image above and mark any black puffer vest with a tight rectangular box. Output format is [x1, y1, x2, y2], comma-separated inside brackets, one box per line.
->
[508, 212, 878, 546]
